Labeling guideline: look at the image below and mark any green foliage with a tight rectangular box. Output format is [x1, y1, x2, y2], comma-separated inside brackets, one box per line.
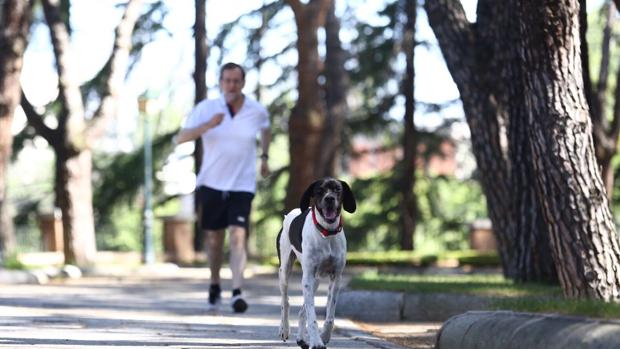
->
[452, 250, 501, 267]
[249, 164, 288, 259]
[416, 176, 487, 251]
[344, 172, 486, 253]
[2, 254, 28, 270]
[93, 130, 175, 250]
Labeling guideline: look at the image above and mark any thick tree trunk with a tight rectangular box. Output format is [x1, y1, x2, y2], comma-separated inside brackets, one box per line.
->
[0, 0, 32, 259]
[193, 0, 207, 252]
[498, 1, 557, 283]
[38, 0, 143, 267]
[425, 0, 514, 275]
[425, 0, 557, 282]
[518, 0, 620, 300]
[55, 149, 97, 265]
[318, 0, 348, 178]
[284, 0, 330, 211]
[398, 0, 417, 251]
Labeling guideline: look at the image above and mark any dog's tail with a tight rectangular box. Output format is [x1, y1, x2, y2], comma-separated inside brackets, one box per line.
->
[276, 227, 283, 267]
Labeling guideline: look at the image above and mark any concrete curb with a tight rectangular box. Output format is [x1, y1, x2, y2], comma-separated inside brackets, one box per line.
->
[337, 289, 491, 322]
[436, 311, 620, 349]
[0, 265, 81, 285]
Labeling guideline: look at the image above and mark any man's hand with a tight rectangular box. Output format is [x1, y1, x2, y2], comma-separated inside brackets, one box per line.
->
[260, 159, 270, 178]
[174, 113, 225, 144]
[206, 113, 225, 129]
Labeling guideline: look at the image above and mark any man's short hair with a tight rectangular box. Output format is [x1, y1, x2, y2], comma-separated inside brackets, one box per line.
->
[220, 62, 245, 81]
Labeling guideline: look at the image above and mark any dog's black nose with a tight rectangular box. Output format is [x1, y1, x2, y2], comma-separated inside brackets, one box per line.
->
[325, 196, 335, 203]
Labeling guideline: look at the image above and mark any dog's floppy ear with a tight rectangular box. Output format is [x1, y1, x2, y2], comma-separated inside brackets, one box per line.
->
[339, 180, 356, 213]
[299, 180, 319, 210]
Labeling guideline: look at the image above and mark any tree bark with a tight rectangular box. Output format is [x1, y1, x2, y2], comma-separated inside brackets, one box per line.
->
[193, 0, 207, 252]
[496, 0, 558, 283]
[424, 0, 513, 274]
[318, 0, 348, 178]
[0, 0, 32, 259]
[284, 0, 330, 211]
[398, 0, 417, 251]
[425, 0, 557, 282]
[518, 0, 620, 300]
[33, 0, 143, 267]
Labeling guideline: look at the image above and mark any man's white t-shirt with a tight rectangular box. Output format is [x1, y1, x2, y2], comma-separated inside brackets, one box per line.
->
[184, 95, 270, 193]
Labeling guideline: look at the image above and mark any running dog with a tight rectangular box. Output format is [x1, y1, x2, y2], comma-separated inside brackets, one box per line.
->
[277, 178, 356, 349]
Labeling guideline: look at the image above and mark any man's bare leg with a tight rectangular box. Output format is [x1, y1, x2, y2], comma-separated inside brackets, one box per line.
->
[229, 225, 247, 289]
[206, 229, 225, 284]
[206, 229, 225, 309]
[229, 225, 248, 312]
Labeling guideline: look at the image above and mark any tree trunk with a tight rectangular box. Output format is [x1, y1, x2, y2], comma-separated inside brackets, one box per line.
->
[318, 0, 348, 178]
[193, 0, 207, 252]
[55, 149, 97, 265]
[0, 0, 32, 259]
[425, 0, 558, 282]
[398, 0, 417, 251]
[36, 0, 143, 267]
[518, 0, 620, 300]
[284, 0, 330, 211]
[425, 0, 514, 275]
[497, 0, 557, 283]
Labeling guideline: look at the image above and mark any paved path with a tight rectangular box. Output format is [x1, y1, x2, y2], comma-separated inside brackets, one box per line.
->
[0, 265, 409, 349]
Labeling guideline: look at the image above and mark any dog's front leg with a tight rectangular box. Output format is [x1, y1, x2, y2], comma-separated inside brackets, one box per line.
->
[321, 273, 341, 344]
[301, 272, 325, 349]
[278, 252, 294, 341]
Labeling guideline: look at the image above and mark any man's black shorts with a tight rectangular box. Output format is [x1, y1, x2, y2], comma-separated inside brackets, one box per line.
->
[198, 186, 254, 231]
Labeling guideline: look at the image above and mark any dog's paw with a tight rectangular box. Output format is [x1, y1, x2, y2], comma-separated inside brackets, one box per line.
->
[307, 339, 326, 349]
[296, 339, 309, 349]
[320, 321, 334, 344]
[320, 331, 331, 344]
[278, 323, 289, 341]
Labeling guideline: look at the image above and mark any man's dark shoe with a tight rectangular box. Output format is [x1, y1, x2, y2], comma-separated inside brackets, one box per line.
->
[207, 284, 221, 311]
[231, 294, 248, 313]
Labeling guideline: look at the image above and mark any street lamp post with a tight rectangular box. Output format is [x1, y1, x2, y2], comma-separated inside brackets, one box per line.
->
[138, 92, 157, 265]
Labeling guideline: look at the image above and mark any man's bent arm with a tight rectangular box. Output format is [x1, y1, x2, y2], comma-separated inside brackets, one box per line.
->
[174, 124, 209, 144]
[260, 128, 271, 157]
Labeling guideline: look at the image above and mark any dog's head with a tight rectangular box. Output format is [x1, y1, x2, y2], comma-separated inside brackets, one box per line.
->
[299, 178, 356, 223]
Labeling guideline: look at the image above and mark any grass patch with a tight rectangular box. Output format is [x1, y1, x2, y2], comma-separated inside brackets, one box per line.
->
[264, 250, 501, 268]
[349, 272, 620, 319]
[491, 298, 620, 319]
[2, 254, 29, 270]
[350, 272, 561, 297]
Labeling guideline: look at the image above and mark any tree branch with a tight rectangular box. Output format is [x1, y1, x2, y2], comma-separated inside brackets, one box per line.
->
[283, 0, 303, 15]
[87, 0, 143, 141]
[20, 92, 57, 145]
[41, 0, 84, 130]
[423, 0, 476, 86]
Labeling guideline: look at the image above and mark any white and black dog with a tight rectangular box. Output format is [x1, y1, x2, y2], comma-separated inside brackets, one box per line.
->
[277, 178, 356, 349]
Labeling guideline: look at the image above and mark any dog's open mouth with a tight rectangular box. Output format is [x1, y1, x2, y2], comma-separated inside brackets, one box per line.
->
[320, 207, 339, 223]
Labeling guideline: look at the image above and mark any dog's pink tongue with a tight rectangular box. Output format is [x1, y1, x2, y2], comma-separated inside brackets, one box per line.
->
[324, 209, 337, 220]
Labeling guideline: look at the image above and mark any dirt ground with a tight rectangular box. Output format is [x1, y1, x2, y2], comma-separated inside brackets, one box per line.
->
[355, 321, 442, 349]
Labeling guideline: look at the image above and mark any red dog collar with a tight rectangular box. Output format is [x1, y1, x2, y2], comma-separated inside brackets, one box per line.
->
[312, 206, 343, 237]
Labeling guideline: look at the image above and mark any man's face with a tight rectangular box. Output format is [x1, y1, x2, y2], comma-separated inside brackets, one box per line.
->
[220, 68, 245, 103]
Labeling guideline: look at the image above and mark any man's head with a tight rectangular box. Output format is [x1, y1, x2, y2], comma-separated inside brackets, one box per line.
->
[219, 62, 245, 104]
